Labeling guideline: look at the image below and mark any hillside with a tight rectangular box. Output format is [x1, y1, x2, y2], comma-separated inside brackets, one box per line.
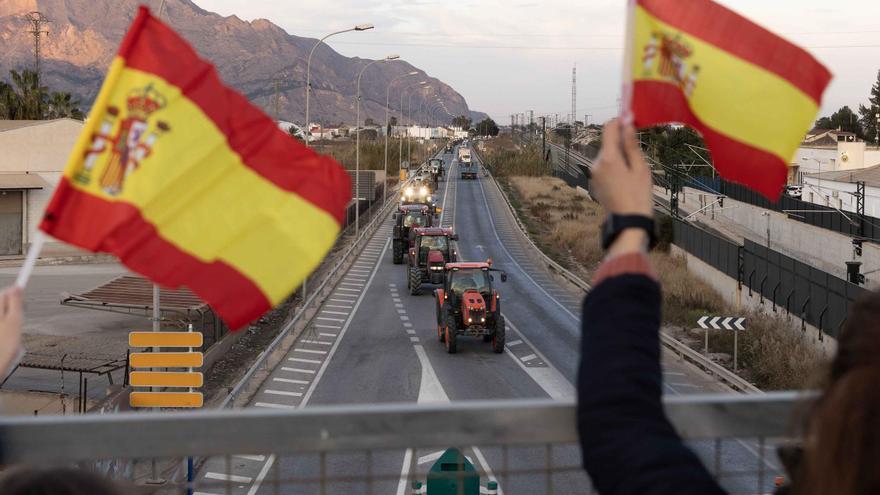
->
[0, 0, 486, 124]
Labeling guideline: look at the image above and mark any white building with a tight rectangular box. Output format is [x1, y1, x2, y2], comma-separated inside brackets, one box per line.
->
[0, 119, 83, 256]
[802, 165, 880, 216]
[792, 129, 880, 183]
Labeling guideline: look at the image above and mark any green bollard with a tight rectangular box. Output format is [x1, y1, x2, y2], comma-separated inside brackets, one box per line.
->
[486, 481, 499, 495]
[412, 480, 425, 495]
[426, 448, 479, 495]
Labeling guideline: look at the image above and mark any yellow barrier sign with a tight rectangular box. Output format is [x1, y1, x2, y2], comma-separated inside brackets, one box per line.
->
[129, 332, 203, 348]
[130, 392, 204, 408]
[129, 371, 203, 388]
[130, 352, 203, 368]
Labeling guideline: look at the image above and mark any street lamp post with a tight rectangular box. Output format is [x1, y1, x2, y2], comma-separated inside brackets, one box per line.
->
[398, 82, 427, 177]
[385, 71, 418, 203]
[355, 55, 399, 238]
[304, 24, 373, 145]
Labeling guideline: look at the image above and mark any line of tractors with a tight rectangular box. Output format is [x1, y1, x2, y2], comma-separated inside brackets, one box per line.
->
[391, 147, 508, 355]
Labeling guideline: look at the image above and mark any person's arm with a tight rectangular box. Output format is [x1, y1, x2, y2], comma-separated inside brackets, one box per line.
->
[0, 287, 23, 380]
[577, 120, 724, 495]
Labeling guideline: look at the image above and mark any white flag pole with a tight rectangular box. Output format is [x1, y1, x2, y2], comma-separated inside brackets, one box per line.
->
[15, 230, 46, 289]
[620, 0, 637, 126]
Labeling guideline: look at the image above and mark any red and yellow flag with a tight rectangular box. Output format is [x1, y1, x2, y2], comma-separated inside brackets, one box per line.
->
[628, 0, 832, 198]
[40, 7, 351, 329]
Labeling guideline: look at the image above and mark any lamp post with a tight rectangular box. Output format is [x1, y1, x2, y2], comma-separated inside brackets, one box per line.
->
[400, 82, 427, 174]
[304, 24, 373, 145]
[385, 71, 418, 203]
[355, 54, 399, 238]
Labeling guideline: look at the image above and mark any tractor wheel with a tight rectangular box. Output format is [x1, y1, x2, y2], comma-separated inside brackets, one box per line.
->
[409, 267, 423, 295]
[445, 319, 458, 354]
[436, 300, 446, 343]
[492, 315, 506, 354]
[392, 241, 403, 264]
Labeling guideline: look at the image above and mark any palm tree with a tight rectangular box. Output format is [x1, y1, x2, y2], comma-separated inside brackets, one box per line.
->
[0, 81, 19, 119]
[9, 69, 47, 119]
[47, 91, 84, 120]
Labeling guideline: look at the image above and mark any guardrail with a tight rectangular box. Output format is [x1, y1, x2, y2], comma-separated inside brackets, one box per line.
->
[218, 148, 445, 409]
[476, 143, 762, 394]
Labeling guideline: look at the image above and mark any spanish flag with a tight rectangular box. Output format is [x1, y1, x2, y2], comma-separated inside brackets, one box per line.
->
[40, 7, 351, 329]
[629, 0, 832, 198]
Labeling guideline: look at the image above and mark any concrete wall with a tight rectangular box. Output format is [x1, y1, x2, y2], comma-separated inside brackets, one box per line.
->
[671, 245, 837, 357]
[680, 187, 880, 290]
[0, 119, 83, 255]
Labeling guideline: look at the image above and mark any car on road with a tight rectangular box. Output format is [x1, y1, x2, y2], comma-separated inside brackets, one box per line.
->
[434, 261, 508, 354]
[785, 185, 802, 198]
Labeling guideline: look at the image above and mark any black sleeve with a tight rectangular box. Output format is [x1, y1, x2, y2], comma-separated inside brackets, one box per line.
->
[577, 274, 726, 495]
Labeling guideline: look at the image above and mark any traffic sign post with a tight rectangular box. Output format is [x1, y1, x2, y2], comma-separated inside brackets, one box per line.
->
[697, 316, 747, 371]
[129, 326, 204, 409]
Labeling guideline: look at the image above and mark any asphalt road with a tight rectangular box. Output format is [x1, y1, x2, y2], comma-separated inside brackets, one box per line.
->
[194, 146, 779, 495]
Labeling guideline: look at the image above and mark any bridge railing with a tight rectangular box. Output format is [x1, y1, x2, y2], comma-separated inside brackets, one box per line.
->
[0, 392, 805, 494]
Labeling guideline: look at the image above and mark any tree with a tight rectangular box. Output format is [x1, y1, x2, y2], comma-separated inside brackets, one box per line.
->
[389, 116, 398, 126]
[0, 81, 16, 119]
[451, 115, 472, 130]
[364, 117, 376, 127]
[47, 91, 84, 119]
[9, 69, 47, 119]
[475, 117, 499, 137]
[815, 105, 864, 139]
[858, 69, 880, 144]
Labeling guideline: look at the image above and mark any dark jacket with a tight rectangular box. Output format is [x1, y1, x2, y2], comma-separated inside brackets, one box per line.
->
[578, 273, 726, 495]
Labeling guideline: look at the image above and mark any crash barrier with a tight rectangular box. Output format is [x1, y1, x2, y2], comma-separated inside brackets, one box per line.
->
[0, 393, 805, 494]
[547, 142, 591, 191]
[685, 177, 876, 242]
[672, 218, 867, 338]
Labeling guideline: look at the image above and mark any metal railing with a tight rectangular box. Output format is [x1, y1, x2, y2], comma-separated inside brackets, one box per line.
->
[0, 393, 804, 494]
[477, 148, 763, 394]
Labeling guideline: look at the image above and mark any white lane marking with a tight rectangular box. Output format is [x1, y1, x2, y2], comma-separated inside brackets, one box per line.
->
[315, 324, 341, 329]
[415, 345, 449, 404]
[264, 389, 303, 397]
[322, 311, 349, 316]
[395, 303, 404, 308]
[403, 322, 413, 328]
[506, 339, 523, 347]
[668, 382, 701, 388]
[281, 367, 315, 374]
[295, 349, 328, 355]
[476, 177, 580, 324]
[346, 277, 368, 282]
[319, 332, 338, 338]
[406, 329, 416, 335]
[337, 288, 361, 293]
[504, 319, 575, 400]
[193, 491, 219, 495]
[300, 340, 332, 346]
[253, 402, 297, 410]
[288, 357, 321, 364]
[326, 305, 353, 310]
[235, 455, 266, 462]
[663, 371, 686, 376]
[273, 377, 309, 385]
[395, 448, 414, 495]
[410, 337, 420, 342]
[246, 454, 275, 495]
[393, 298, 402, 303]
[205, 472, 253, 483]
[519, 353, 538, 362]
[330, 297, 356, 302]
[397, 309, 407, 314]
[400, 315, 410, 321]
[317, 317, 345, 322]
[341, 282, 364, 288]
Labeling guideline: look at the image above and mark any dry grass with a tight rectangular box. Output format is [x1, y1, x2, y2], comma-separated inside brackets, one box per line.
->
[504, 176, 825, 390]
[506, 176, 604, 278]
[480, 136, 549, 177]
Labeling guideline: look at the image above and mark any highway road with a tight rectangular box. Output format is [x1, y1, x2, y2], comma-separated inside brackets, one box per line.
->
[194, 145, 779, 495]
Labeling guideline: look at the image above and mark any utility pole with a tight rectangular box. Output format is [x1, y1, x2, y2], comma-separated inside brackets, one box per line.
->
[571, 63, 577, 129]
[25, 12, 50, 81]
[541, 116, 546, 159]
[510, 114, 515, 133]
[273, 76, 281, 121]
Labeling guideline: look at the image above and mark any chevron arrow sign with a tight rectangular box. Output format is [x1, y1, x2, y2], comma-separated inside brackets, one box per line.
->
[698, 316, 747, 331]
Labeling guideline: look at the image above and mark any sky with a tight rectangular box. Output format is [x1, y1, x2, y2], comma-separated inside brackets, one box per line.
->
[195, 0, 880, 125]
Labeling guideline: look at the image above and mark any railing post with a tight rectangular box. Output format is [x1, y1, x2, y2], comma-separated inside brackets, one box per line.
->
[818, 306, 828, 342]
[759, 275, 767, 304]
[801, 297, 811, 332]
[748, 269, 755, 297]
[771, 282, 781, 312]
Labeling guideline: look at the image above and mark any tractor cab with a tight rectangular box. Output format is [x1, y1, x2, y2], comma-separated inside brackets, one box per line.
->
[434, 261, 508, 354]
[391, 205, 438, 264]
[429, 158, 444, 182]
[400, 181, 436, 208]
[406, 227, 458, 295]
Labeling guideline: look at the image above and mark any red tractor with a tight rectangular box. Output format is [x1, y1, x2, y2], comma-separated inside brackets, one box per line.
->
[392, 205, 438, 265]
[406, 227, 458, 295]
[434, 261, 508, 354]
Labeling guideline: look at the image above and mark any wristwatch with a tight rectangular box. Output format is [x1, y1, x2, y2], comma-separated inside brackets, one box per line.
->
[601, 214, 657, 251]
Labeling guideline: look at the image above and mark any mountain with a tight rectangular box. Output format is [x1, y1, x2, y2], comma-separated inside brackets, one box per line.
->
[0, 0, 487, 125]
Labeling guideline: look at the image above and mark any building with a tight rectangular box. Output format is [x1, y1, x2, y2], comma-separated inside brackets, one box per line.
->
[802, 165, 880, 216]
[791, 128, 880, 184]
[0, 119, 83, 256]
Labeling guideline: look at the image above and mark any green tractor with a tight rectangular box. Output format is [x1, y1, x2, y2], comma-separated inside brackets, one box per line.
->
[392, 204, 438, 265]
